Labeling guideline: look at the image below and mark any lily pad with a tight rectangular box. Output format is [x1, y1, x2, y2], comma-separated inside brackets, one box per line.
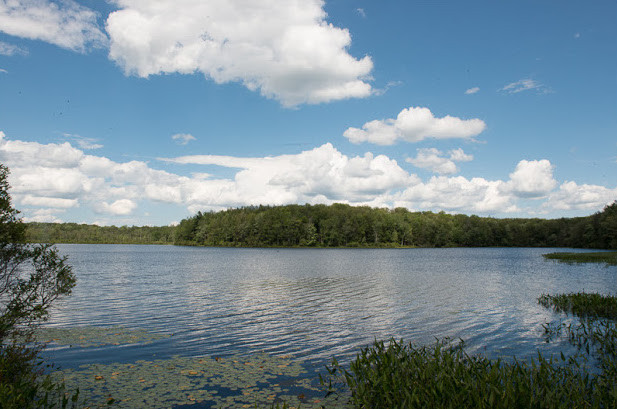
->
[52, 354, 350, 408]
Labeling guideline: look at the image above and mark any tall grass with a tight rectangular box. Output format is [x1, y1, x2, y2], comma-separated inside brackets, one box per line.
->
[538, 292, 617, 320]
[318, 292, 617, 408]
[321, 338, 615, 408]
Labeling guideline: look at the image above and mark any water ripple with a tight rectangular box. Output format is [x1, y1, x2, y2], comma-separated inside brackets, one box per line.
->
[46, 245, 617, 368]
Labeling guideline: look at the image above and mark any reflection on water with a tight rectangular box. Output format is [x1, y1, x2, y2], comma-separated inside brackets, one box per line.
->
[46, 245, 617, 368]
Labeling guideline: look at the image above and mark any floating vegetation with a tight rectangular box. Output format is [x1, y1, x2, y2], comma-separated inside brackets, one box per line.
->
[542, 251, 617, 266]
[33, 326, 170, 348]
[52, 354, 349, 409]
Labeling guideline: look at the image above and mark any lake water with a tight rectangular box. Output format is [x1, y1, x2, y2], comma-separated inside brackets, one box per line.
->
[44, 245, 616, 367]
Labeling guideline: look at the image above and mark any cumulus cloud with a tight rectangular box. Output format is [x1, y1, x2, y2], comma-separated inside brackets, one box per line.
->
[0, 40, 28, 56]
[160, 143, 415, 205]
[393, 176, 515, 214]
[544, 182, 617, 211]
[406, 148, 473, 175]
[172, 133, 196, 145]
[499, 78, 550, 94]
[0, 0, 107, 52]
[465, 87, 480, 95]
[97, 199, 137, 216]
[505, 159, 557, 198]
[1, 131, 614, 223]
[21, 208, 65, 223]
[106, 0, 373, 106]
[344, 107, 486, 145]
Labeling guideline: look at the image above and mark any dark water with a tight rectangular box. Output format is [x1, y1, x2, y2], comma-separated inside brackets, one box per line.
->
[44, 245, 616, 369]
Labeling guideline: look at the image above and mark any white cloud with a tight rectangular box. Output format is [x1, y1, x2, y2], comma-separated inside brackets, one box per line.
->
[0, 40, 28, 56]
[1, 131, 614, 222]
[63, 133, 103, 150]
[465, 87, 480, 95]
[172, 133, 196, 145]
[97, 199, 137, 216]
[0, 68, 6, 73]
[21, 208, 65, 223]
[505, 159, 557, 198]
[544, 182, 617, 211]
[21, 195, 78, 208]
[106, 0, 373, 106]
[0, 0, 107, 52]
[356, 8, 366, 18]
[499, 78, 550, 94]
[344, 107, 486, 145]
[406, 148, 473, 175]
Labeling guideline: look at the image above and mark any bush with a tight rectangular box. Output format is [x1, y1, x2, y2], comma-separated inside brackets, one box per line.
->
[0, 163, 78, 408]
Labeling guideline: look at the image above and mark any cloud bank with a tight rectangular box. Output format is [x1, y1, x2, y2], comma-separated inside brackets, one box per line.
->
[344, 107, 487, 145]
[1, 131, 615, 224]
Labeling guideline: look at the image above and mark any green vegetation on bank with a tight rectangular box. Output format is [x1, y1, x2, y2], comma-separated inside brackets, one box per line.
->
[320, 292, 617, 408]
[174, 202, 617, 249]
[0, 164, 79, 408]
[543, 251, 617, 266]
[25, 223, 175, 245]
[24, 201, 617, 249]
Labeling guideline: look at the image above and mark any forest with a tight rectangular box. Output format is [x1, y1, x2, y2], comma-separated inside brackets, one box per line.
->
[26, 201, 617, 249]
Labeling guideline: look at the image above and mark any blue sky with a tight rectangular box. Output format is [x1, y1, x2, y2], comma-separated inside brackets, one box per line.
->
[0, 0, 615, 226]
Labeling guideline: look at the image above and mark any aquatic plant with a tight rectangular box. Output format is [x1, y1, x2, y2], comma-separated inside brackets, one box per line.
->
[542, 251, 617, 266]
[320, 337, 616, 408]
[538, 292, 617, 320]
[34, 325, 170, 348]
[52, 353, 346, 409]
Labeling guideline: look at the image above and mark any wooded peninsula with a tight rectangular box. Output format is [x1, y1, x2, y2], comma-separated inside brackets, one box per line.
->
[26, 202, 617, 249]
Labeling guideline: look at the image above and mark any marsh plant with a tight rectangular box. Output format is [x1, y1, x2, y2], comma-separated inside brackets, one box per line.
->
[319, 292, 617, 408]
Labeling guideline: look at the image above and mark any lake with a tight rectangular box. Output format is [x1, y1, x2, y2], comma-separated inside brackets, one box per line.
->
[41, 245, 616, 407]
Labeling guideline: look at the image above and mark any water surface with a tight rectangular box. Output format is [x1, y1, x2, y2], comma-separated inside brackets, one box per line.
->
[45, 245, 616, 369]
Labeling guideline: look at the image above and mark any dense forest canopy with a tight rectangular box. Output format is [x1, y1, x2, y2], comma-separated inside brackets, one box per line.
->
[26, 202, 617, 249]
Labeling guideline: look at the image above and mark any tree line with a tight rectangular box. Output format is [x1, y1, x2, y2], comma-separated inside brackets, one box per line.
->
[24, 202, 616, 249]
[25, 223, 176, 245]
[174, 202, 617, 249]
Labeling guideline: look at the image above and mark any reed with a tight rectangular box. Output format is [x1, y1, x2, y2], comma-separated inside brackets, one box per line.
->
[538, 292, 617, 320]
[320, 337, 616, 408]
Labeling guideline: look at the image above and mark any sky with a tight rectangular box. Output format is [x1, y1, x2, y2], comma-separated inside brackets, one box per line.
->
[0, 0, 615, 226]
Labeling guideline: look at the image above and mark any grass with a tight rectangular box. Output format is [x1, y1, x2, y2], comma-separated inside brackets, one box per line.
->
[543, 251, 617, 266]
[317, 292, 617, 409]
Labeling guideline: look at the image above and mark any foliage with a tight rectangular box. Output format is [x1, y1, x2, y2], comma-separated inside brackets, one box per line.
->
[320, 337, 615, 409]
[25, 222, 175, 245]
[542, 251, 617, 266]
[319, 292, 617, 408]
[538, 292, 617, 320]
[0, 164, 78, 408]
[173, 202, 617, 249]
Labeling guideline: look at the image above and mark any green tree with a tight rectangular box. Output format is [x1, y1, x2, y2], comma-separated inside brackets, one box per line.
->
[0, 164, 77, 407]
